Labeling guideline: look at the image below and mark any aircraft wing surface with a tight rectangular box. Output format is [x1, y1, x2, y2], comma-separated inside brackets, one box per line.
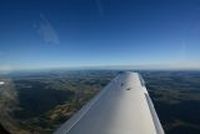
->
[54, 72, 164, 134]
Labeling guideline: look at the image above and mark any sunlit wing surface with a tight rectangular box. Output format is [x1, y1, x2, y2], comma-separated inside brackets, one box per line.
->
[54, 72, 165, 134]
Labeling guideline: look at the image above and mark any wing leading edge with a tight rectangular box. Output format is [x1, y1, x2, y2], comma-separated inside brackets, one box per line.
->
[54, 72, 165, 134]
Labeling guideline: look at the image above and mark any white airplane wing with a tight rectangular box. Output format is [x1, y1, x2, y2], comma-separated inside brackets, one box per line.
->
[54, 72, 165, 134]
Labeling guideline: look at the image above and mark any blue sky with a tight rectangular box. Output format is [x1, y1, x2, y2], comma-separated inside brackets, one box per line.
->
[0, 0, 200, 71]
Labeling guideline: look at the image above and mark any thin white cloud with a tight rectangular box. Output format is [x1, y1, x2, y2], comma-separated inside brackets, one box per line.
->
[34, 14, 60, 45]
[95, 0, 104, 16]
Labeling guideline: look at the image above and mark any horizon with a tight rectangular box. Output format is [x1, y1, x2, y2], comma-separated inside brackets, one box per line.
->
[1, 63, 200, 74]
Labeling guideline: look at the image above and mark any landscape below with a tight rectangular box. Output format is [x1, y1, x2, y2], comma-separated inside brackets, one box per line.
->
[0, 70, 200, 134]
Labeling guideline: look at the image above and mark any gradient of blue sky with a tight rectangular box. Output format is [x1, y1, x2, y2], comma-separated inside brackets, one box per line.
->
[0, 0, 200, 71]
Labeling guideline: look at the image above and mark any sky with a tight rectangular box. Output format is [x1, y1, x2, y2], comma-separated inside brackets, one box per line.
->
[0, 0, 200, 71]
